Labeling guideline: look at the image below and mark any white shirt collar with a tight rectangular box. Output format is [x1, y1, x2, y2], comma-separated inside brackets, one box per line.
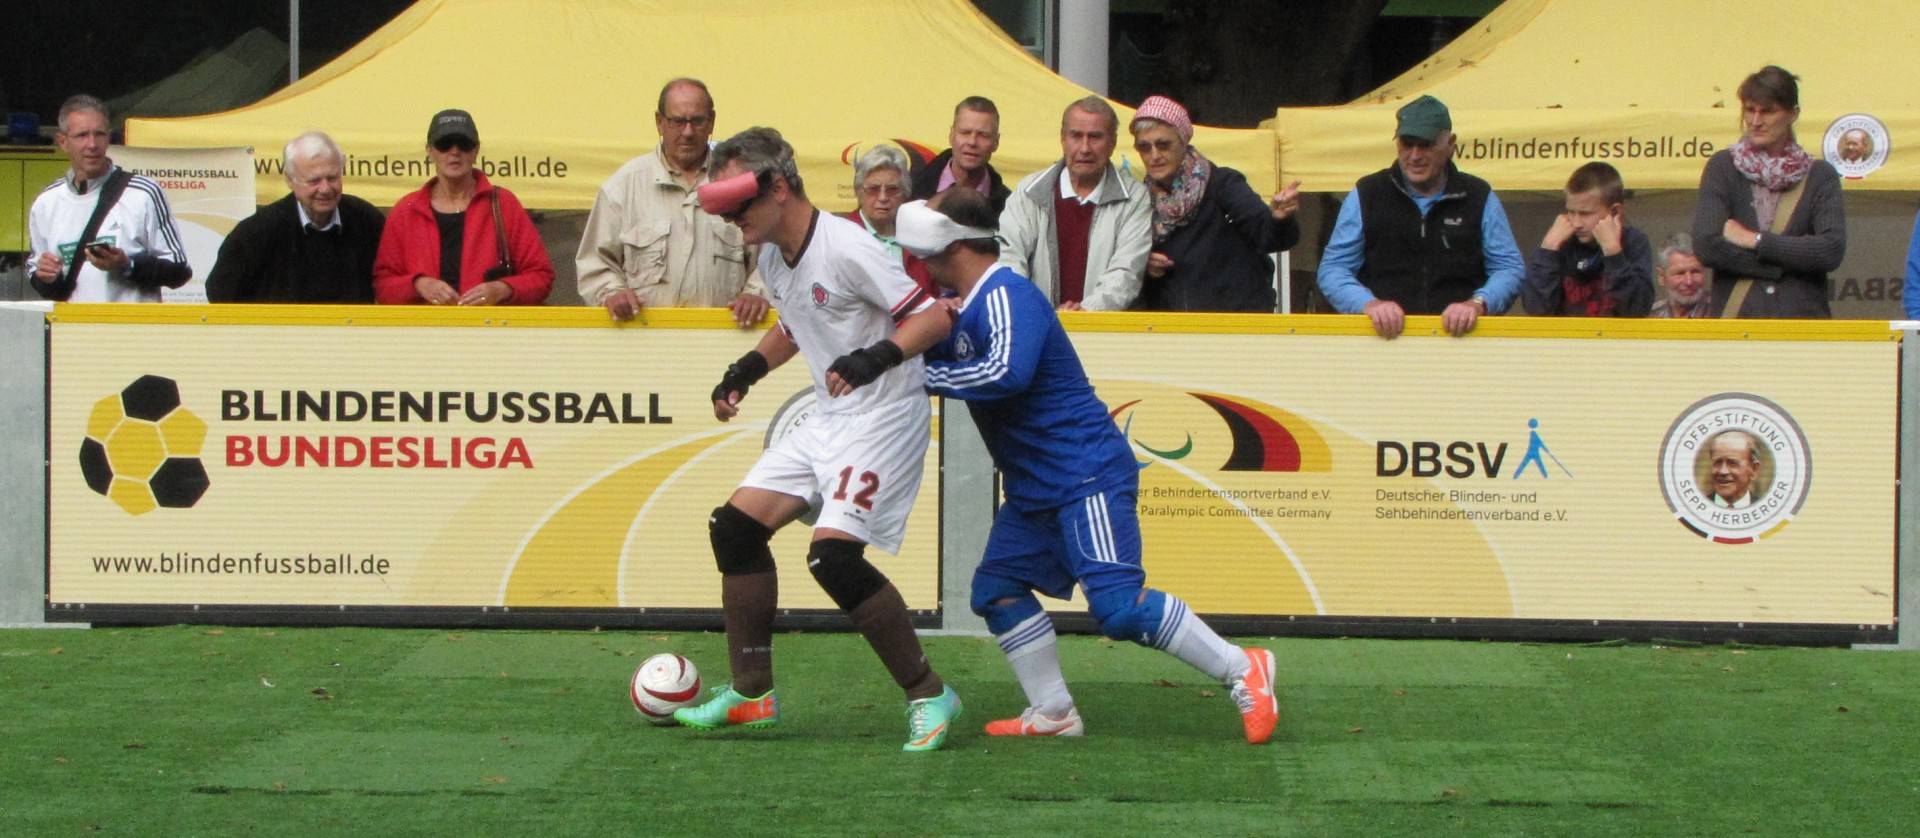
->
[296, 201, 341, 232]
[1057, 167, 1098, 205]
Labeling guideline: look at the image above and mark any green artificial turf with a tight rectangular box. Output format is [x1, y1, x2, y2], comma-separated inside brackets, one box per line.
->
[2, 627, 1916, 836]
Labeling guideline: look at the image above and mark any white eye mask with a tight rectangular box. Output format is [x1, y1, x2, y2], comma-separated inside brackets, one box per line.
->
[894, 200, 996, 258]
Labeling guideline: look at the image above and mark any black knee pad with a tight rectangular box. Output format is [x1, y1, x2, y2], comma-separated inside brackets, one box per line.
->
[710, 505, 775, 576]
[807, 539, 888, 611]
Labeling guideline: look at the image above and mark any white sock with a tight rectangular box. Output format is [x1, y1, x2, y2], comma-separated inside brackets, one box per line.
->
[1155, 594, 1248, 683]
[997, 611, 1074, 716]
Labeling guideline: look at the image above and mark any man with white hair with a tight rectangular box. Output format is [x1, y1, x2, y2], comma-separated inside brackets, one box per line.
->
[28, 94, 191, 302]
[206, 130, 386, 302]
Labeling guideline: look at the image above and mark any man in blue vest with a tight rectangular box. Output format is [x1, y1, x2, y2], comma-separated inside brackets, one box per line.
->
[1315, 95, 1524, 339]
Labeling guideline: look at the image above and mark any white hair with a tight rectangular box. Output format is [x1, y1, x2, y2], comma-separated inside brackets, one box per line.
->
[283, 131, 345, 177]
[852, 145, 910, 190]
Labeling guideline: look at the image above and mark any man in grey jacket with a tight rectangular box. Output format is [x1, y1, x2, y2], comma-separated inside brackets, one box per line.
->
[997, 97, 1150, 311]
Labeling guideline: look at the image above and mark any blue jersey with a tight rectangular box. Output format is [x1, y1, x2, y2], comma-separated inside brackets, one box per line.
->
[924, 266, 1137, 511]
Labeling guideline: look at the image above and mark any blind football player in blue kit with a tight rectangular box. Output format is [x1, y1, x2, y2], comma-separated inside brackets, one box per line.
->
[897, 191, 1279, 743]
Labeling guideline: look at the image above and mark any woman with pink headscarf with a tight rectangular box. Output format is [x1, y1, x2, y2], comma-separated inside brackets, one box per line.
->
[1689, 65, 1845, 318]
[1128, 95, 1301, 312]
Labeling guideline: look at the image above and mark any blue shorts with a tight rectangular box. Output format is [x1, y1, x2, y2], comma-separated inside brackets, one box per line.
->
[976, 488, 1145, 602]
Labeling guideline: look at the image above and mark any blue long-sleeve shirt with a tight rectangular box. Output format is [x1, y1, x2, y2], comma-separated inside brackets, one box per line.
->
[1315, 184, 1525, 314]
[1904, 208, 1920, 320]
[923, 266, 1137, 511]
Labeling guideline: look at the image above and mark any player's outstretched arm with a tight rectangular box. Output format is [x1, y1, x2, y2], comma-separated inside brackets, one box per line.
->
[824, 305, 952, 397]
[924, 285, 1045, 401]
[713, 325, 799, 421]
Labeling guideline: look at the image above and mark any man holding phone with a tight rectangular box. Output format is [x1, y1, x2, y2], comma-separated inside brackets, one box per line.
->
[28, 94, 191, 303]
[1520, 161, 1654, 317]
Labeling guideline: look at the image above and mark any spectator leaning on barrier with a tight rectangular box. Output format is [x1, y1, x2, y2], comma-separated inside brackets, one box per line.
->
[1522, 162, 1653, 317]
[842, 144, 934, 297]
[206, 131, 386, 303]
[1651, 233, 1712, 319]
[575, 78, 767, 325]
[998, 96, 1150, 311]
[28, 94, 191, 303]
[1129, 95, 1301, 313]
[1902, 208, 1920, 320]
[1689, 65, 1844, 319]
[373, 109, 553, 306]
[1315, 94, 1523, 339]
[910, 96, 1011, 215]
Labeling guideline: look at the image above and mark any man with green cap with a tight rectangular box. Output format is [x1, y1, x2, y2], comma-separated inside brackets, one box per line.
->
[1315, 94, 1523, 339]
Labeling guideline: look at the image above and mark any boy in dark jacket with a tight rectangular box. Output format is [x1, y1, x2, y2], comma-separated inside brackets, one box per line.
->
[1522, 161, 1653, 317]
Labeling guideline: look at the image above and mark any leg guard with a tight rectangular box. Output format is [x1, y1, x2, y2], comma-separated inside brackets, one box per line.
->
[1086, 586, 1168, 646]
[970, 571, 1044, 636]
[808, 538, 889, 611]
[710, 504, 775, 576]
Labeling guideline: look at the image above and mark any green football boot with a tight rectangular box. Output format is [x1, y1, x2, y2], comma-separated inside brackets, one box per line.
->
[902, 685, 962, 752]
[672, 685, 779, 730]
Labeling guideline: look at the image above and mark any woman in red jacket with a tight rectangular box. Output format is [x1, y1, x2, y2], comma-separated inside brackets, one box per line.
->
[373, 109, 553, 305]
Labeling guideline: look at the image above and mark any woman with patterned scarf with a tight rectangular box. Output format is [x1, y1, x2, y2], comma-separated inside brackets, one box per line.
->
[1689, 65, 1846, 318]
[1128, 95, 1302, 312]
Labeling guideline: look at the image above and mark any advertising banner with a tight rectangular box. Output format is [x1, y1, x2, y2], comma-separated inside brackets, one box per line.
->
[1061, 316, 1898, 638]
[46, 307, 942, 623]
[109, 146, 256, 304]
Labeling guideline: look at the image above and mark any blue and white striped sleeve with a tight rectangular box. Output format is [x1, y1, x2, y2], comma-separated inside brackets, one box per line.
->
[923, 285, 1045, 401]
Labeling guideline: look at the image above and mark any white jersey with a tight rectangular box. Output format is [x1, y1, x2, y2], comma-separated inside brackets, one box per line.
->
[759, 211, 933, 415]
[27, 165, 190, 303]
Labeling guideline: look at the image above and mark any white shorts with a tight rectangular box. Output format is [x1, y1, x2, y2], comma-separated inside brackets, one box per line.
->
[739, 395, 930, 554]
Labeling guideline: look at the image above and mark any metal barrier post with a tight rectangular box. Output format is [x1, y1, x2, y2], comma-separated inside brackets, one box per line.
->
[1861, 327, 1918, 650]
[0, 304, 52, 627]
[934, 400, 992, 635]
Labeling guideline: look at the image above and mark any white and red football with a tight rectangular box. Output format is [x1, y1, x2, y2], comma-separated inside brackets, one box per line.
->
[630, 653, 702, 725]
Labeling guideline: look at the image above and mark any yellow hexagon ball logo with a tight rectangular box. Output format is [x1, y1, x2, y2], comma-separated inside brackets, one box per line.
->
[78, 375, 210, 515]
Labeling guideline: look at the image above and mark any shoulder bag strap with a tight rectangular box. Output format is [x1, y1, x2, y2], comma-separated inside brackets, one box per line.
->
[490, 191, 513, 274]
[1720, 177, 1808, 319]
[44, 169, 134, 300]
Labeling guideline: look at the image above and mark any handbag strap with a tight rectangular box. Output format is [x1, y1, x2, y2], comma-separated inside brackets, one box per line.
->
[1719, 177, 1808, 319]
[490, 190, 513, 274]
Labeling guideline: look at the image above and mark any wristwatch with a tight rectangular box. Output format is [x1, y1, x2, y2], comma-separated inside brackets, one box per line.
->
[1469, 295, 1488, 313]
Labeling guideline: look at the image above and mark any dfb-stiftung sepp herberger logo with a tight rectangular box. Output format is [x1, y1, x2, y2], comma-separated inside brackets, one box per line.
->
[78, 375, 210, 515]
[1657, 393, 1810, 543]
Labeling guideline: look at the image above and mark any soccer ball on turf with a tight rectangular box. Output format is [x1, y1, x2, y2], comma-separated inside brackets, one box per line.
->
[630, 653, 701, 725]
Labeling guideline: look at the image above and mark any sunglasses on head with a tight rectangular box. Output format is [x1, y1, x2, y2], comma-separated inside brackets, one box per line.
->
[433, 136, 476, 153]
[719, 169, 777, 224]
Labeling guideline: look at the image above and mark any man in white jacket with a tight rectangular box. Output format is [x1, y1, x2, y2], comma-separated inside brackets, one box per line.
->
[996, 97, 1150, 311]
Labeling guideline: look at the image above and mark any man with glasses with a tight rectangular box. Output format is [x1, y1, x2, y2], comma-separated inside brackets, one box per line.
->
[910, 96, 1011, 215]
[28, 94, 191, 302]
[575, 78, 767, 324]
[680, 127, 963, 752]
[997, 97, 1150, 311]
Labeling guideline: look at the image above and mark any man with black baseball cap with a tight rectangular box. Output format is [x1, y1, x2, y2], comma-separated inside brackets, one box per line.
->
[1315, 94, 1523, 338]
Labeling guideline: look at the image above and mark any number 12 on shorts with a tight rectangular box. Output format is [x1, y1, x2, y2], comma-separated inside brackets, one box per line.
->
[833, 466, 880, 510]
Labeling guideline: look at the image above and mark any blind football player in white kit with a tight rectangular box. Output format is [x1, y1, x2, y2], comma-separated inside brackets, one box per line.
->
[675, 127, 963, 752]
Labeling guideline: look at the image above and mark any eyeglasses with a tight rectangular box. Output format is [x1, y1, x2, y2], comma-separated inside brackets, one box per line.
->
[433, 137, 476, 153]
[661, 114, 712, 130]
[860, 184, 904, 199]
[1133, 138, 1181, 155]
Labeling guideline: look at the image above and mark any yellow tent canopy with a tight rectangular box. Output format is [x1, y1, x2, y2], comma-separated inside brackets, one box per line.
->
[128, 0, 1275, 210]
[1270, 0, 1920, 192]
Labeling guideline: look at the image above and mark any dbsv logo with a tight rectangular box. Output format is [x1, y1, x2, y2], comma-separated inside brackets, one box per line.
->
[1376, 418, 1572, 480]
[78, 375, 210, 515]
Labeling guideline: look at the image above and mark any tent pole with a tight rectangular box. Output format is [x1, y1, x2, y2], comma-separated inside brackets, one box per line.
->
[289, 0, 301, 83]
[1056, 0, 1108, 95]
